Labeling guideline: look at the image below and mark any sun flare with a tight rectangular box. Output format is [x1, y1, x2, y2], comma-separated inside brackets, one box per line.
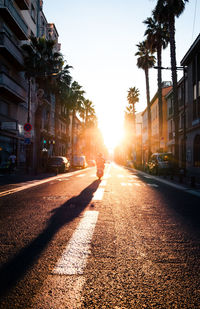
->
[100, 122, 124, 153]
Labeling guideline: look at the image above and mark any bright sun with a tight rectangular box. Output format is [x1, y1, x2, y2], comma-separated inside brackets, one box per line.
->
[100, 122, 124, 154]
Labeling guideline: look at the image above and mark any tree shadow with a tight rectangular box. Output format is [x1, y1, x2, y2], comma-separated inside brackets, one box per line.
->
[0, 180, 100, 296]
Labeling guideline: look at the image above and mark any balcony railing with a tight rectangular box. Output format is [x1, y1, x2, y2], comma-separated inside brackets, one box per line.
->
[0, 72, 26, 102]
[169, 132, 173, 140]
[0, 31, 24, 68]
[168, 107, 173, 115]
[15, 0, 29, 10]
[0, 0, 28, 39]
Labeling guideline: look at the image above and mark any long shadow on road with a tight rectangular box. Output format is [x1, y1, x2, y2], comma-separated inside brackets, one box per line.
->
[0, 179, 100, 297]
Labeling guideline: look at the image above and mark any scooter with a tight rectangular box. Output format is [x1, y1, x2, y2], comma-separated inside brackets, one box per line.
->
[96, 167, 104, 180]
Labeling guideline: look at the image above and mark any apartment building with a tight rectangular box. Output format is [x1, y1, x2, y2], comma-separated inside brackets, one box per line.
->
[150, 82, 172, 154]
[141, 108, 148, 165]
[0, 0, 29, 168]
[181, 34, 200, 175]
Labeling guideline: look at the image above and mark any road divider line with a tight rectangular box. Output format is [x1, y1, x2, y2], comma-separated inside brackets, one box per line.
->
[147, 183, 159, 187]
[92, 188, 105, 200]
[53, 211, 99, 275]
[0, 169, 91, 198]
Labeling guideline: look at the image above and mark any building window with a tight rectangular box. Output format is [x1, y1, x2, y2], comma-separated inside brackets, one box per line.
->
[0, 101, 9, 116]
[31, 4, 36, 22]
[193, 135, 200, 167]
[194, 84, 197, 100]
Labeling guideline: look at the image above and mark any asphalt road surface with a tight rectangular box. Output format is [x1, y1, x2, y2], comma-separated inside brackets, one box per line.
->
[0, 163, 200, 308]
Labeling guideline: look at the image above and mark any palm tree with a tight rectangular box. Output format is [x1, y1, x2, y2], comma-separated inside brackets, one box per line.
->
[154, 0, 189, 167]
[135, 41, 156, 158]
[144, 15, 169, 143]
[22, 36, 63, 84]
[68, 81, 85, 163]
[79, 99, 97, 158]
[127, 87, 140, 135]
[22, 36, 64, 171]
[79, 99, 96, 126]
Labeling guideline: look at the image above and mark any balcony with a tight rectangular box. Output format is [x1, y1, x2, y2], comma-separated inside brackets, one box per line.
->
[169, 132, 173, 140]
[0, 72, 27, 102]
[15, 0, 29, 10]
[0, 0, 28, 39]
[0, 32, 24, 69]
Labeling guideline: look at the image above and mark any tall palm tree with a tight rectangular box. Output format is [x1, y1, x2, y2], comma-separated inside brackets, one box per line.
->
[68, 81, 85, 162]
[22, 36, 64, 171]
[154, 0, 189, 167]
[79, 99, 96, 126]
[135, 41, 156, 158]
[22, 36, 63, 84]
[127, 87, 139, 141]
[144, 15, 169, 143]
[79, 99, 97, 158]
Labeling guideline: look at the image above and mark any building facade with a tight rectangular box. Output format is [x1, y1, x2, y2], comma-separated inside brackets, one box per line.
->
[181, 34, 200, 175]
[150, 83, 172, 154]
[0, 0, 29, 169]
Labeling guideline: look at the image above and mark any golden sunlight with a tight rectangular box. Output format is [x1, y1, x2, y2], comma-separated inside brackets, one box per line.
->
[100, 122, 124, 154]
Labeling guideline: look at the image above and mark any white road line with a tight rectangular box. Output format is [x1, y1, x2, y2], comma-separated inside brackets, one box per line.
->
[0, 169, 87, 198]
[53, 211, 99, 275]
[117, 174, 124, 178]
[99, 180, 107, 187]
[121, 183, 127, 186]
[147, 183, 159, 187]
[92, 188, 105, 200]
[76, 174, 85, 177]
[133, 183, 141, 186]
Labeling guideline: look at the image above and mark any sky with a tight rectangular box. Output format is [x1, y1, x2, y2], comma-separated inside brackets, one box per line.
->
[43, 0, 200, 151]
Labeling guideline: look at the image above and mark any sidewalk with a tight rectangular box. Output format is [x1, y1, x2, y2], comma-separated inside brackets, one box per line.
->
[127, 166, 200, 195]
[0, 166, 84, 193]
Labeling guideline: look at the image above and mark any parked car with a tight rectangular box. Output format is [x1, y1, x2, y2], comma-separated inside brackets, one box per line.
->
[73, 155, 87, 169]
[87, 159, 96, 167]
[126, 160, 134, 168]
[47, 156, 70, 173]
[147, 152, 174, 175]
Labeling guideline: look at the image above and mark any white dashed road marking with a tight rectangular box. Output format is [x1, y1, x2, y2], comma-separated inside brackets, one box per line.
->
[147, 184, 159, 187]
[53, 211, 99, 275]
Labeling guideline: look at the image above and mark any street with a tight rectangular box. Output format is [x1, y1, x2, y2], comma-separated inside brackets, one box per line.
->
[0, 163, 200, 308]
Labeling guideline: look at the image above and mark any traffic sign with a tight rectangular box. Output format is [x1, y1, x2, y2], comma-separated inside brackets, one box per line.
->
[24, 131, 31, 138]
[24, 123, 32, 132]
[24, 138, 31, 144]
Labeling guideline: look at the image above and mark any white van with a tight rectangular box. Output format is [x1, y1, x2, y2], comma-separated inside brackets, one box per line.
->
[73, 156, 87, 169]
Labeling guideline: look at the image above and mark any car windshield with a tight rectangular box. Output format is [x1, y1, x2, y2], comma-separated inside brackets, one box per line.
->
[49, 158, 63, 164]
[74, 157, 84, 163]
[159, 154, 173, 162]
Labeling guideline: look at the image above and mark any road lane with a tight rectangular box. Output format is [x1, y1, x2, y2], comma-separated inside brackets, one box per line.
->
[0, 163, 200, 308]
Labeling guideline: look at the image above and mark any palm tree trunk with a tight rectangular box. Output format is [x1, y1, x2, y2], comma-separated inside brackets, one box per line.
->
[71, 108, 75, 164]
[145, 68, 151, 159]
[157, 45, 163, 146]
[169, 17, 179, 168]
